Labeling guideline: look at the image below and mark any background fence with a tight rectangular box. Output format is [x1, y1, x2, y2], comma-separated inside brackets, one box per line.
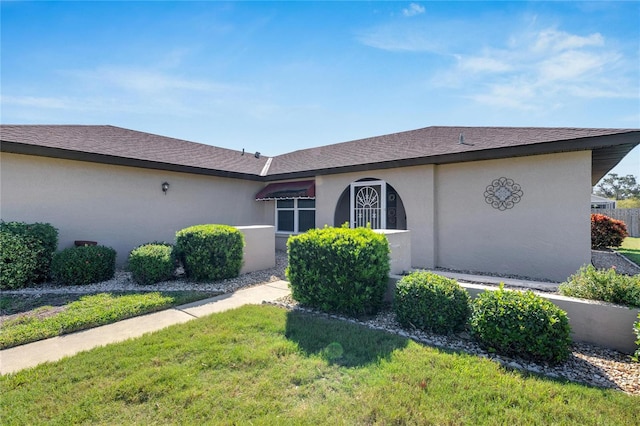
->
[591, 208, 640, 237]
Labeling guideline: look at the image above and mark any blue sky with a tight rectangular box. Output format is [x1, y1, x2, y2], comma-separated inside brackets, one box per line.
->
[2, 1, 638, 181]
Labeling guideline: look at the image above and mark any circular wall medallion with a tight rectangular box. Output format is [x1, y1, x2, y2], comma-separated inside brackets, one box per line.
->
[484, 177, 523, 211]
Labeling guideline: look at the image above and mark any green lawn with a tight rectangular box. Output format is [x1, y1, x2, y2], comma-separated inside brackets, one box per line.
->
[0, 291, 218, 349]
[1, 305, 637, 425]
[617, 237, 640, 266]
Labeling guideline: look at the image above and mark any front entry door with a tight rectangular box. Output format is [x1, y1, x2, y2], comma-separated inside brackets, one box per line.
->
[350, 181, 386, 229]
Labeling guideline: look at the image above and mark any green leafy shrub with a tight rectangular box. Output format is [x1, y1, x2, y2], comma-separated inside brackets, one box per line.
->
[286, 226, 390, 316]
[394, 271, 471, 334]
[470, 285, 572, 364]
[633, 313, 640, 362]
[559, 264, 640, 308]
[591, 214, 628, 249]
[0, 221, 58, 283]
[0, 232, 39, 289]
[128, 243, 175, 285]
[51, 245, 117, 286]
[174, 225, 244, 281]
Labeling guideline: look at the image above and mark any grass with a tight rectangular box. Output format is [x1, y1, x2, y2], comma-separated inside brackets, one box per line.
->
[1, 305, 637, 425]
[617, 237, 640, 266]
[0, 291, 218, 349]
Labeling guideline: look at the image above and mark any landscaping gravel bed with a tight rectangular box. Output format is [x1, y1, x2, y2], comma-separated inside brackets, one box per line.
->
[268, 297, 640, 396]
[591, 249, 640, 275]
[1, 251, 289, 296]
[4, 250, 639, 395]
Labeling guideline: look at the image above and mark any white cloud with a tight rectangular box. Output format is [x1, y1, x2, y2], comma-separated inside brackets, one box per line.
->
[440, 26, 636, 110]
[0, 95, 74, 110]
[67, 66, 235, 94]
[457, 56, 513, 73]
[357, 24, 443, 53]
[533, 29, 604, 53]
[402, 3, 425, 17]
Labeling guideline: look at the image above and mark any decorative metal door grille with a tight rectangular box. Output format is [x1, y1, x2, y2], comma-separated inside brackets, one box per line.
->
[350, 181, 386, 229]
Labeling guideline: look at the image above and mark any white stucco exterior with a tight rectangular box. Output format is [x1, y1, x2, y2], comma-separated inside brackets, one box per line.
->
[0, 152, 269, 265]
[2, 148, 592, 281]
[314, 151, 592, 282]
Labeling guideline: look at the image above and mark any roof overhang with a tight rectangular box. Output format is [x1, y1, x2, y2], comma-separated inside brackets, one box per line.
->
[262, 133, 640, 185]
[255, 180, 315, 200]
[0, 141, 265, 181]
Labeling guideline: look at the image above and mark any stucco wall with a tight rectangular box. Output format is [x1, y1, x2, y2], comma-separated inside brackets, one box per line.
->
[0, 153, 269, 265]
[435, 151, 592, 282]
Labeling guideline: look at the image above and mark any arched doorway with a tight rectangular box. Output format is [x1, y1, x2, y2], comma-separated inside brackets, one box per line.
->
[333, 178, 406, 230]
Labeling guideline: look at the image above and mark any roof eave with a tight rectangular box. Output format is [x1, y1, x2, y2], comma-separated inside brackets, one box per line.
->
[0, 141, 265, 181]
[264, 132, 640, 183]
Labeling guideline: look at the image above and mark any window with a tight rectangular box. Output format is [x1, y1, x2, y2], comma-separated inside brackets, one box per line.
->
[276, 199, 315, 233]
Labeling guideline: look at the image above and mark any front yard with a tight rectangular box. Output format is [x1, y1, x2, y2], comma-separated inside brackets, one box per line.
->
[1, 304, 637, 425]
[618, 237, 640, 266]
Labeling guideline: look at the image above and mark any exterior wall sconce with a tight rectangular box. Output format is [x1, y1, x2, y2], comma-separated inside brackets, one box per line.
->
[162, 182, 170, 195]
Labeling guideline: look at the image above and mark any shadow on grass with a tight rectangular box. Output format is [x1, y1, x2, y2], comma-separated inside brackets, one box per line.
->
[284, 309, 409, 368]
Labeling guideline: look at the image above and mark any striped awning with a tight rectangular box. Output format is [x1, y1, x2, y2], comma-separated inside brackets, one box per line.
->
[255, 180, 315, 200]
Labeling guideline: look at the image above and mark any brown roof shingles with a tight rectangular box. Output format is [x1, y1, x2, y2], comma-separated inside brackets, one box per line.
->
[1, 124, 638, 183]
[267, 126, 639, 176]
[0, 125, 269, 177]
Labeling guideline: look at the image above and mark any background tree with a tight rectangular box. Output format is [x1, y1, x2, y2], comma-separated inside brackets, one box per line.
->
[595, 173, 640, 200]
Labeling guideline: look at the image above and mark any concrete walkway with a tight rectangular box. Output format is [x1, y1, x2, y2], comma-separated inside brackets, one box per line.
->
[0, 281, 291, 375]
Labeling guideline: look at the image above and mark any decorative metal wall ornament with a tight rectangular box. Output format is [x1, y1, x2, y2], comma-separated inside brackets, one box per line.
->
[484, 177, 523, 211]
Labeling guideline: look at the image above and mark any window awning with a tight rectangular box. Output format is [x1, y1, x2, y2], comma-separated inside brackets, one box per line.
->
[255, 180, 315, 201]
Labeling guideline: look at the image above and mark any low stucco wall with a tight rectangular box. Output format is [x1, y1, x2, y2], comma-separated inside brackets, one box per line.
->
[236, 225, 275, 274]
[386, 276, 639, 354]
[375, 229, 411, 275]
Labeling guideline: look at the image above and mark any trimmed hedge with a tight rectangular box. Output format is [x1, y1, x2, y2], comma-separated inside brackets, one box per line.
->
[394, 271, 471, 334]
[559, 264, 640, 308]
[470, 285, 572, 364]
[51, 245, 117, 286]
[128, 243, 175, 285]
[0, 232, 40, 290]
[174, 225, 244, 281]
[0, 221, 58, 284]
[286, 226, 390, 316]
[591, 213, 628, 250]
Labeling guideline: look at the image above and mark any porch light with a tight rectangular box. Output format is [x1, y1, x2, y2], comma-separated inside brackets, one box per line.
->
[162, 182, 170, 195]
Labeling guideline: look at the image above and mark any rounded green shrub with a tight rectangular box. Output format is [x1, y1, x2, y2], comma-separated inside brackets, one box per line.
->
[559, 264, 640, 308]
[51, 245, 117, 286]
[0, 231, 39, 289]
[394, 271, 471, 334]
[591, 213, 628, 250]
[128, 243, 175, 285]
[174, 224, 244, 281]
[286, 226, 390, 317]
[470, 285, 572, 364]
[0, 221, 58, 283]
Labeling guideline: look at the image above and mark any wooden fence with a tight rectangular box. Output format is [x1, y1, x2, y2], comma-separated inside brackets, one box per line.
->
[591, 208, 640, 237]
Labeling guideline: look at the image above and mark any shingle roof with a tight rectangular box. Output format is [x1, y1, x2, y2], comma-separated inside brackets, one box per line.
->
[0, 125, 268, 179]
[1, 124, 638, 184]
[268, 126, 639, 178]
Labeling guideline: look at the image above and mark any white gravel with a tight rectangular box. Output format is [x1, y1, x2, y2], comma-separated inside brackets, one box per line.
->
[2, 251, 289, 296]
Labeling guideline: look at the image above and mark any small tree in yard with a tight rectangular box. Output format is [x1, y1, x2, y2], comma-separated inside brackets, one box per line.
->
[591, 214, 628, 249]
